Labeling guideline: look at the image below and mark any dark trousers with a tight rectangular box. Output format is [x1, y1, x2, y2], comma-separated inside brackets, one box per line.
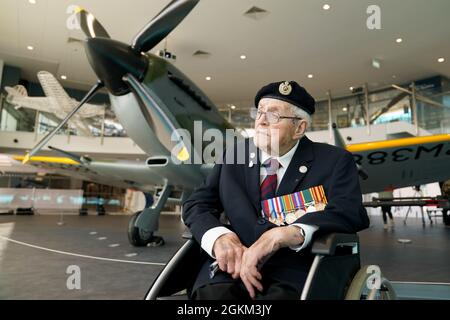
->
[381, 205, 393, 224]
[193, 280, 301, 300]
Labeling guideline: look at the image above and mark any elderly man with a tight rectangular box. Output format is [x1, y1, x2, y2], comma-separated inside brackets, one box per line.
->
[183, 81, 369, 300]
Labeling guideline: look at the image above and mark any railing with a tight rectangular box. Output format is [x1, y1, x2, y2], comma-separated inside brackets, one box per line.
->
[0, 188, 84, 210]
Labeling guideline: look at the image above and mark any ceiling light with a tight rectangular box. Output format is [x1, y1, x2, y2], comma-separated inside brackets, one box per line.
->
[438, 57, 445, 63]
[323, 4, 331, 10]
[307, 74, 314, 79]
[60, 75, 67, 80]
[372, 59, 381, 69]
[28, 0, 37, 4]
[342, 107, 348, 112]
[240, 55, 247, 60]
[230, 105, 236, 110]
[349, 86, 354, 91]
[205, 76, 212, 81]
[27, 45, 34, 50]
[396, 38, 403, 43]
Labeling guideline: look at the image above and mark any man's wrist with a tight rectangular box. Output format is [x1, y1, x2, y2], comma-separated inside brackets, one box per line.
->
[285, 225, 305, 247]
[212, 232, 231, 257]
[202, 227, 234, 258]
[274, 225, 304, 248]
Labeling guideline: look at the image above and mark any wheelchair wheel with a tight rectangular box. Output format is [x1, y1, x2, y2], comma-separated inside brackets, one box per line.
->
[345, 265, 397, 300]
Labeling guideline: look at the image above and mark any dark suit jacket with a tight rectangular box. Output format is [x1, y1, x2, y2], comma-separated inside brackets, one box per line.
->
[182, 136, 370, 294]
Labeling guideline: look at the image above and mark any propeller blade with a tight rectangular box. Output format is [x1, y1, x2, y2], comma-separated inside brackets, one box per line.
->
[22, 81, 104, 164]
[75, 6, 110, 38]
[357, 164, 369, 180]
[331, 123, 347, 149]
[122, 73, 191, 162]
[131, 0, 199, 53]
[331, 123, 369, 179]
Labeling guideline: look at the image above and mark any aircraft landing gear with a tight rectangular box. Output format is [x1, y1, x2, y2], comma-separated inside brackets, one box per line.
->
[128, 211, 165, 247]
[127, 182, 172, 247]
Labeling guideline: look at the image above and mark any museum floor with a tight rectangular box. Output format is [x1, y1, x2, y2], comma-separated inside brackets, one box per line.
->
[0, 213, 449, 299]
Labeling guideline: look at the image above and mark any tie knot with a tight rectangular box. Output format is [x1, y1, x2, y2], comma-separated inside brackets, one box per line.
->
[262, 158, 280, 175]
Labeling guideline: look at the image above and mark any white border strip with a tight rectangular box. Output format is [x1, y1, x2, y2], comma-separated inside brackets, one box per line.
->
[0, 235, 166, 266]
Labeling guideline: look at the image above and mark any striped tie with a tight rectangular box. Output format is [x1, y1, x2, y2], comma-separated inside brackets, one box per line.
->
[260, 158, 280, 201]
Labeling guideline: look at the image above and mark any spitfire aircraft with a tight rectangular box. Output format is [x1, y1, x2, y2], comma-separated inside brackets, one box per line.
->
[15, 0, 450, 247]
[18, 0, 234, 247]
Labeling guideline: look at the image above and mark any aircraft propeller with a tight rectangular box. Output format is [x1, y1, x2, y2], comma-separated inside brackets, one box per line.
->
[22, 0, 199, 164]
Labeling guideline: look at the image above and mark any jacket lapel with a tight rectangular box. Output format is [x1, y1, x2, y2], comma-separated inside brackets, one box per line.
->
[276, 136, 315, 196]
[244, 139, 261, 213]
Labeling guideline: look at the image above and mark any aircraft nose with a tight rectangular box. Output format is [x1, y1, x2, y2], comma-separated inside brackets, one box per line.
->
[84, 37, 148, 96]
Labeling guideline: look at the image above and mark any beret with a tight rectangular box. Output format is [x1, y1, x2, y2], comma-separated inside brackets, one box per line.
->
[254, 81, 315, 115]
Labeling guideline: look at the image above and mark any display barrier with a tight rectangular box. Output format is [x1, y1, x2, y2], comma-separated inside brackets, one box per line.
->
[0, 188, 83, 210]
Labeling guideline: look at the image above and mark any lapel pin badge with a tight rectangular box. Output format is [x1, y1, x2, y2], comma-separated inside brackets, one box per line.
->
[299, 165, 308, 173]
[249, 161, 254, 168]
[250, 152, 255, 159]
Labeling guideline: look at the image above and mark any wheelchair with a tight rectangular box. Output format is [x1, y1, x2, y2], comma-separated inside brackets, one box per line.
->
[145, 232, 397, 300]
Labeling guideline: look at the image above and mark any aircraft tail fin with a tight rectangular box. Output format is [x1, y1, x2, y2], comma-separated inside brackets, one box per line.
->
[4, 85, 28, 99]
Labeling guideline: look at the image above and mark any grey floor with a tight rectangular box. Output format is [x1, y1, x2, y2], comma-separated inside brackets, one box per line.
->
[0, 213, 449, 299]
[359, 216, 450, 283]
[0, 214, 186, 300]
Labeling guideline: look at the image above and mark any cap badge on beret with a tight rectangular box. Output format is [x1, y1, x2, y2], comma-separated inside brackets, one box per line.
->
[278, 81, 292, 96]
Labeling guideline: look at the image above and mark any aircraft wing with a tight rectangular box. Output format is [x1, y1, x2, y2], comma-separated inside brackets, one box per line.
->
[77, 102, 106, 118]
[11, 154, 206, 196]
[12, 155, 157, 192]
[347, 134, 450, 193]
[37, 71, 77, 113]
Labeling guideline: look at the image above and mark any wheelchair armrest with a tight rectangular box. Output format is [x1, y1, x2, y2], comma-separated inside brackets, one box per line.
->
[310, 233, 359, 256]
[182, 229, 193, 240]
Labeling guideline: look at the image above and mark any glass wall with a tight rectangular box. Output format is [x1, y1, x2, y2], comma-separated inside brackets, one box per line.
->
[3, 75, 448, 139]
[0, 92, 127, 138]
[415, 77, 450, 134]
[219, 75, 450, 136]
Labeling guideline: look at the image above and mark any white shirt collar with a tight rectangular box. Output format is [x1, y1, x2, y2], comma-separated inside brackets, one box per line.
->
[259, 139, 300, 169]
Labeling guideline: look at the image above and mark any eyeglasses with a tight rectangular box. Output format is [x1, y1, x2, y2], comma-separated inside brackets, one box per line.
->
[250, 109, 303, 124]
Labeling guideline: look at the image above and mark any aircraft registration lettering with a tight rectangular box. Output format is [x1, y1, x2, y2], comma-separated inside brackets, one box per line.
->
[352, 142, 450, 166]
[392, 148, 413, 162]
